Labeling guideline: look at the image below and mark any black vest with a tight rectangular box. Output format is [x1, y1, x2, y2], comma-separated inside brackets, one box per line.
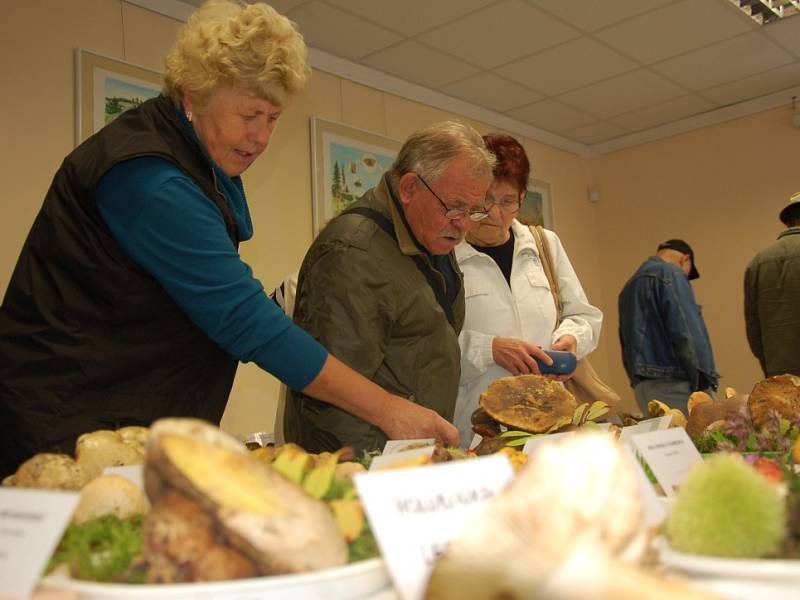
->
[0, 97, 239, 475]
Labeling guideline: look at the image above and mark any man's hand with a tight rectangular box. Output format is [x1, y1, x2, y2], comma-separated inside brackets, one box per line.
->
[378, 395, 459, 447]
[492, 337, 552, 376]
[303, 354, 459, 447]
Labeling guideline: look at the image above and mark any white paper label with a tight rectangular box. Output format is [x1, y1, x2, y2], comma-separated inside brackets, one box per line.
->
[521, 431, 574, 455]
[383, 438, 435, 454]
[618, 416, 672, 446]
[622, 446, 667, 526]
[468, 434, 482, 451]
[370, 446, 435, 471]
[0, 488, 80, 598]
[356, 454, 514, 600]
[102, 465, 144, 489]
[630, 427, 702, 497]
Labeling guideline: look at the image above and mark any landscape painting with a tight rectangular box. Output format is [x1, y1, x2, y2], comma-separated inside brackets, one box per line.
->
[518, 179, 553, 229]
[94, 69, 161, 130]
[311, 118, 402, 236]
[76, 49, 163, 145]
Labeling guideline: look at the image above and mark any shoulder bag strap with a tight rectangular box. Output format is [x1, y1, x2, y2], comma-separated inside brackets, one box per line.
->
[346, 206, 455, 327]
[529, 225, 562, 324]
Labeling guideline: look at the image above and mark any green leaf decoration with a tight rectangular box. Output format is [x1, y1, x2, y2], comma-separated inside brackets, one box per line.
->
[507, 435, 535, 447]
[303, 452, 339, 499]
[586, 401, 610, 421]
[500, 430, 535, 438]
[572, 403, 590, 426]
[547, 417, 572, 433]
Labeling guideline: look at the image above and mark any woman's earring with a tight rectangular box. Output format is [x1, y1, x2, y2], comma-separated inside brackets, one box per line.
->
[185, 111, 193, 122]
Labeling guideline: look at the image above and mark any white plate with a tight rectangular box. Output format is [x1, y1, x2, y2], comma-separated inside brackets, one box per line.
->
[655, 537, 800, 580]
[40, 558, 390, 600]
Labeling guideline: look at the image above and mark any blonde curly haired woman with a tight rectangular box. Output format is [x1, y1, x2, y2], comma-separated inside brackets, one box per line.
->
[0, 0, 457, 477]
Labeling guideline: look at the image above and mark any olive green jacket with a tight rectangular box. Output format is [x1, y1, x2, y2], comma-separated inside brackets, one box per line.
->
[744, 227, 800, 377]
[284, 176, 465, 453]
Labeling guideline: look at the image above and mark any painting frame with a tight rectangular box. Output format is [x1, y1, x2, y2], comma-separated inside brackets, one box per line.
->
[75, 48, 163, 146]
[517, 178, 554, 230]
[310, 117, 402, 237]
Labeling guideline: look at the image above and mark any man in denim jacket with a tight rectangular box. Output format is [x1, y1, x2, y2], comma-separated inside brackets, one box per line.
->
[618, 239, 718, 415]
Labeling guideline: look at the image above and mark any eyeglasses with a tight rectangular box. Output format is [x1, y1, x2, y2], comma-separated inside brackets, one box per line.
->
[486, 195, 521, 213]
[415, 173, 489, 222]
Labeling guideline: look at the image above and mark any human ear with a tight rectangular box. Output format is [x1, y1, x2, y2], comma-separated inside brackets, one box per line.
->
[397, 173, 418, 206]
[182, 92, 194, 114]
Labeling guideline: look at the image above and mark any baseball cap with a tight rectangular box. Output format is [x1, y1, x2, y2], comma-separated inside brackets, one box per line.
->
[779, 191, 800, 225]
[657, 239, 699, 280]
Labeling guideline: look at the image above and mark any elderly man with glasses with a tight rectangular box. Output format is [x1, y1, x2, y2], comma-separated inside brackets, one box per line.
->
[284, 121, 495, 453]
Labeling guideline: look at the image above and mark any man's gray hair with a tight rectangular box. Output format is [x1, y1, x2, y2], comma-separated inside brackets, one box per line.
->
[387, 121, 496, 187]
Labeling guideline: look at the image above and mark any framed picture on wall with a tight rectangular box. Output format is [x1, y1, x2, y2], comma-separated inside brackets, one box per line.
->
[517, 178, 553, 229]
[75, 49, 163, 146]
[310, 117, 402, 237]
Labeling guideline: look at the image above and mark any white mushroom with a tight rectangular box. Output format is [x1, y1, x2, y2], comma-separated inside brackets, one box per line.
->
[426, 432, 715, 600]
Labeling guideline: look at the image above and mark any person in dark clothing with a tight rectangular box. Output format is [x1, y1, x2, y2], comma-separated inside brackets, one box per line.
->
[284, 122, 494, 454]
[0, 0, 456, 477]
[618, 239, 718, 416]
[745, 192, 800, 377]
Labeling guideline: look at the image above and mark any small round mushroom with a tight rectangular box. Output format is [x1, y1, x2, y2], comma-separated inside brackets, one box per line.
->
[72, 475, 147, 524]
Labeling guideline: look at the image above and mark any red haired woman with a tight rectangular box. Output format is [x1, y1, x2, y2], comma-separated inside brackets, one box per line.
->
[453, 133, 603, 447]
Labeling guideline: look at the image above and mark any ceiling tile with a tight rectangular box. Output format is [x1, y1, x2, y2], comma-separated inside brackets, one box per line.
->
[595, 0, 753, 65]
[610, 94, 718, 130]
[443, 73, 542, 112]
[326, 0, 495, 36]
[763, 14, 800, 57]
[558, 69, 685, 118]
[562, 121, 629, 144]
[526, 0, 673, 32]
[506, 99, 597, 132]
[418, 0, 579, 69]
[286, 1, 401, 60]
[653, 32, 795, 90]
[362, 41, 480, 88]
[700, 63, 800, 105]
[496, 37, 637, 95]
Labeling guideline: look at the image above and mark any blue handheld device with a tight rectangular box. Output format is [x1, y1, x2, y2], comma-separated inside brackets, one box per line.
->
[535, 350, 577, 375]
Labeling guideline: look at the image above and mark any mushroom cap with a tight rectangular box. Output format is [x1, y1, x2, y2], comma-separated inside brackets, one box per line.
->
[479, 375, 577, 433]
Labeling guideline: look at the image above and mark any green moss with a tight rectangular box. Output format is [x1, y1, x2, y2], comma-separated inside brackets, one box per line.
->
[348, 520, 380, 563]
[666, 453, 785, 558]
[48, 515, 143, 582]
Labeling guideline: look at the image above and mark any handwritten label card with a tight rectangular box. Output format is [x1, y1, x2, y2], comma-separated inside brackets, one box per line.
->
[383, 439, 435, 454]
[618, 416, 672, 446]
[356, 454, 514, 600]
[521, 431, 574, 456]
[370, 445, 435, 471]
[0, 488, 80, 598]
[630, 427, 702, 497]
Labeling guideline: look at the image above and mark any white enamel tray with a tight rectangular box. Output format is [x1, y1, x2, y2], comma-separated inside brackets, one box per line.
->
[655, 536, 800, 580]
[40, 557, 390, 600]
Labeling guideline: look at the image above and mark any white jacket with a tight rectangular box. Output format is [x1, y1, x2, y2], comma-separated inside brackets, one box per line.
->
[453, 220, 603, 447]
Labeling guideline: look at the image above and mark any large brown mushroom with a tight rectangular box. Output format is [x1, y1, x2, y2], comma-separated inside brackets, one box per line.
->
[471, 375, 578, 453]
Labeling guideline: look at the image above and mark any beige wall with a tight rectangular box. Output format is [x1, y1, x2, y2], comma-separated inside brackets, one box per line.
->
[3, 1, 794, 439]
[591, 105, 799, 404]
